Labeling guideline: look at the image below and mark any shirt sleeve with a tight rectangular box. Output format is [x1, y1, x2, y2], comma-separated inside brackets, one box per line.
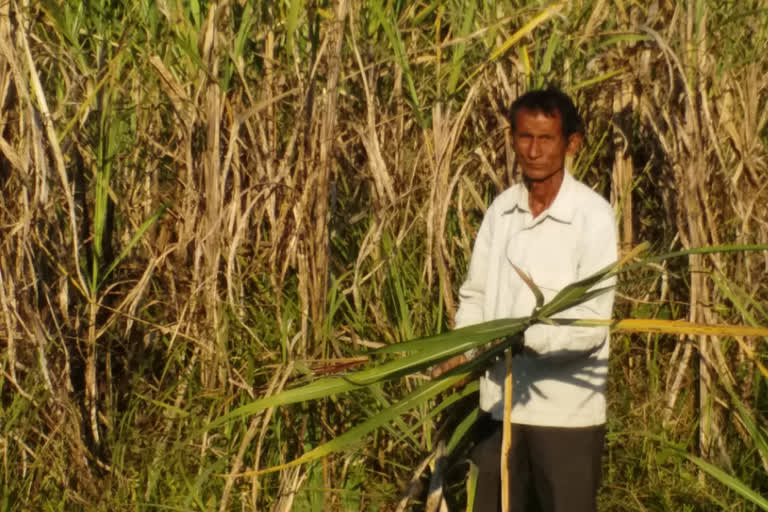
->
[523, 205, 617, 357]
[454, 206, 495, 330]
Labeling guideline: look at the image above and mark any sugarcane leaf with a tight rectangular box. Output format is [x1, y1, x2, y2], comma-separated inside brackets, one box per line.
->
[446, 406, 480, 455]
[371, 0, 424, 125]
[467, 460, 479, 511]
[237, 373, 467, 475]
[285, 0, 304, 56]
[208, 375, 357, 430]
[712, 272, 768, 334]
[209, 327, 519, 431]
[622, 243, 768, 274]
[539, 29, 560, 86]
[446, 0, 474, 95]
[520, 45, 532, 85]
[366, 382, 422, 448]
[99, 203, 169, 287]
[210, 242, 768, 442]
[535, 242, 648, 317]
[460, 3, 563, 91]
[660, 440, 768, 511]
[393, 381, 479, 448]
[537, 283, 615, 318]
[617, 318, 768, 338]
[554, 317, 768, 378]
[346, 329, 516, 385]
[725, 387, 768, 464]
[411, 0, 439, 26]
[511, 263, 544, 310]
[372, 316, 529, 354]
[485, 3, 563, 63]
[215, 240, 647, 431]
[572, 68, 627, 90]
[555, 317, 768, 338]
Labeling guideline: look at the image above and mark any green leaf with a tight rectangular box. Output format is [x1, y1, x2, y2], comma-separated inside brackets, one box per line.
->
[372, 316, 529, 354]
[371, 0, 424, 125]
[445, 406, 479, 455]
[392, 381, 479, 447]
[731, 396, 768, 466]
[189, 0, 201, 28]
[572, 68, 628, 91]
[539, 29, 560, 83]
[286, 0, 304, 56]
[712, 272, 768, 334]
[238, 374, 466, 475]
[536, 276, 615, 318]
[467, 460, 479, 511]
[460, 3, 563, 91]
[511, 263, 545, 310]
[627, 244, 768, 272]
[99, 203, 170, 287]
[207, 241, 768, 478]
[135, 392, 190, 417]
[367, 382, 422, 448]
[664, 442, 768, 511]
[209, 325, 517, 430]
[411, 0, 439, 26]
[446, 1, 475, 95]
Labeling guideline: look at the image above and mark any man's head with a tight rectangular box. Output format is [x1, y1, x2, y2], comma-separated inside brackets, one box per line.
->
[508, 88, 584, 183]
[508, 88, 584, 139]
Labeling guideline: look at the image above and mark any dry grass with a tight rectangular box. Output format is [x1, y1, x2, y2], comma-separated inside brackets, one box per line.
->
[0, 0, 767, 509]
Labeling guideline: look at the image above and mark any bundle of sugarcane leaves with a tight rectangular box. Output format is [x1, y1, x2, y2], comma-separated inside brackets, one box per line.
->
[208, 243, 768, 487]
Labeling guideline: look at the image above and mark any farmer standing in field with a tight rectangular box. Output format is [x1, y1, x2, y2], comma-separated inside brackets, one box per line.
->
[433, 88, 617, 512]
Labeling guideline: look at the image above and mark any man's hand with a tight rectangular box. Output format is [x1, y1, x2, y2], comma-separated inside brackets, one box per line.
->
[430, 354, 468, 379]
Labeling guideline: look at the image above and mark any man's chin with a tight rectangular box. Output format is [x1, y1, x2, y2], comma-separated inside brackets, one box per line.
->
[522, 169, 563, 182]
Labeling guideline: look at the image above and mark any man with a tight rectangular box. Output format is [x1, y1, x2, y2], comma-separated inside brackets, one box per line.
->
[433, 88, 617, 511]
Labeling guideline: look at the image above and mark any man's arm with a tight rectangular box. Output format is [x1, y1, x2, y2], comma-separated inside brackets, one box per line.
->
[454, 208, 494, 329]
[432, 206, 495, 378]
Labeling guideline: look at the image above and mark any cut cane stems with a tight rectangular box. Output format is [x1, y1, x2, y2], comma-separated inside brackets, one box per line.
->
[502, 349, 513, 512]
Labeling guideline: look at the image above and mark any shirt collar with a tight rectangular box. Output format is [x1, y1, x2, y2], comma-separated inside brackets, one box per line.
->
[504, 170, 577, 224]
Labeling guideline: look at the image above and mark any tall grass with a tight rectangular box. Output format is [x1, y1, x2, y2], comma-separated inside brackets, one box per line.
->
[0, 0, 767, 509]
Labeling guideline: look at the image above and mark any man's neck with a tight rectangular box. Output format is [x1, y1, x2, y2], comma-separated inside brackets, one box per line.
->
[525, 169, 565, 218]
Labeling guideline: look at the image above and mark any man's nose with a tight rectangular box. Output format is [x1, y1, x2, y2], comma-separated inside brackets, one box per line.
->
[527, 139, 542, 158]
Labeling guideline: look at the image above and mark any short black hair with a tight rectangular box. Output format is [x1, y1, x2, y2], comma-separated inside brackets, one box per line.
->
[508, 88, 584, 138]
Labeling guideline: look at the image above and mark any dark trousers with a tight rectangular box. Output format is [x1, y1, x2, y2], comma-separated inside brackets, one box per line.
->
[469, 416, 605, 512]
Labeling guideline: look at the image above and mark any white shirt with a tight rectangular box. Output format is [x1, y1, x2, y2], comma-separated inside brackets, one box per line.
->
[455, 171, 617, 427]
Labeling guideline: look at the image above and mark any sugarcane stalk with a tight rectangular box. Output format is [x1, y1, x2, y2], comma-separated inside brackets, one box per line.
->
[501, 349, 513, 512]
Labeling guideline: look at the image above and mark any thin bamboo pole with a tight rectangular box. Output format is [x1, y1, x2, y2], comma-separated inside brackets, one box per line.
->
[501, 350, 513, 512]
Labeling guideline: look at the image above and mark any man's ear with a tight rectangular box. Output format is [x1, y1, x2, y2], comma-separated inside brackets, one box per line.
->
[566, 133, 583, 156]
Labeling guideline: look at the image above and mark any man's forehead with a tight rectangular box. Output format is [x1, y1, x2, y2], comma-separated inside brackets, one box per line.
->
[515, 107, 562, 121]
[512, 108, 564, 132]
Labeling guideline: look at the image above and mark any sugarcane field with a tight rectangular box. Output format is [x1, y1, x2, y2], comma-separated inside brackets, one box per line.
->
[1, 1, 768, 510]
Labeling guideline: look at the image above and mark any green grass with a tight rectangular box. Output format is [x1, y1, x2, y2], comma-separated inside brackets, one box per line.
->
[1, 0, 767, 509]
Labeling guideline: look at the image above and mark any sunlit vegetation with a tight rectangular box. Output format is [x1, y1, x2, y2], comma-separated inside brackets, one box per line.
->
[1, 0, 767, 510]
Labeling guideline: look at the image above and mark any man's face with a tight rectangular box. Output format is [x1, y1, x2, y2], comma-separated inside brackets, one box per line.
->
[511, 108, 582, 182]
